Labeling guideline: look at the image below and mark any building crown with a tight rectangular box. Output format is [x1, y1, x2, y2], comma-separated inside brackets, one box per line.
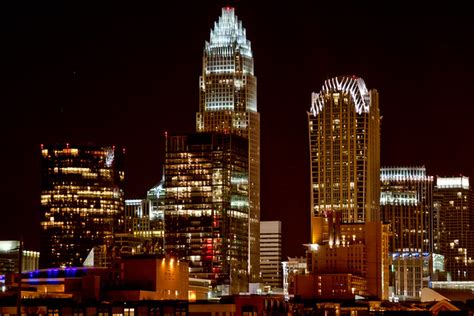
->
[310, 76, 370, 116]
[206, 7, 252, 58]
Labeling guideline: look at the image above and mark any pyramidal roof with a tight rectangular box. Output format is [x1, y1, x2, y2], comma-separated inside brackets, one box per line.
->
[206, 7, 252, 58]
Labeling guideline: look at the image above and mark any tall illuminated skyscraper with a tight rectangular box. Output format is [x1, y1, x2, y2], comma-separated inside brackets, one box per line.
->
[306, 76, 389, 300]
[196, 7, 260, 282]
[39, 144, 125, 268]
[308, 76, 380, 225]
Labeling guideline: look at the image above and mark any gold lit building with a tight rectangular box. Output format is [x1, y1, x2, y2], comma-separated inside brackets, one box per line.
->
[307, 76, 389, 299]
[308, 76, 380, 225]
[40, 144, 125, 268]
[196, 7, 260, 282]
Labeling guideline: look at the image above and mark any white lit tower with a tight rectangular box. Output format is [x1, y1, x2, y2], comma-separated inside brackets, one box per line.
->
[196, 7, 260, 282]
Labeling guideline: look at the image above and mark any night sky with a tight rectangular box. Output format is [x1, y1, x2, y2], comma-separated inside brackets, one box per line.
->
[2, 2, 473, 259]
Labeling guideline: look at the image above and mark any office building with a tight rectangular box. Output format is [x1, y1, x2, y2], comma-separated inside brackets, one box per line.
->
[163, 133, 249, 295]
[124, 197, 164, 254]
[260, 221, 282, 289]
[282, 256, 307, 300]
[0, 240, 39, 274]
[39, 144, 125, 268]
[380, 166, 434, 299]
[435, 176, 474, 281]
[306, 76, 389, 299]
[196, 7, 260, 282]
[308, 76, 380, 224]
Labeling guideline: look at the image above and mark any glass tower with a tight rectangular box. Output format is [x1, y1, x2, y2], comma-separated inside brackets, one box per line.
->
[308, 76, 380, 226]
[40, 144, 125, 268]
[163, 133, 249, 295]
[196, 7, 260, 282]
[380, 166, 434, 299]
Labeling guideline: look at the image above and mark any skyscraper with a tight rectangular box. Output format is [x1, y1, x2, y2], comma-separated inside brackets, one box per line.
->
[40, 144, 125, 268]
[163, 133, 249, 295]
[380, 166, 434, 299]
[308, 76, 380, 225]
[260, 221, 282, 289]
[435, 176, 474, 281]
[196, 7, 260, 282]
[306, 76, 389, 300]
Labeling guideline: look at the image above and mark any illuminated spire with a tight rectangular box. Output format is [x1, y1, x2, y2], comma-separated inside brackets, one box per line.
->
[206, 7, 252, 58]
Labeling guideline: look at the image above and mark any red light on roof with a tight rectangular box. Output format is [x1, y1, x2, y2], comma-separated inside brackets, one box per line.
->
[225, 6, 233, 11]
[40, 144, 44, 149]
[66, 143, 69, 148]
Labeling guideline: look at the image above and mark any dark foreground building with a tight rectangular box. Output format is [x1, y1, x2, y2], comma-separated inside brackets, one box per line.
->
[39, 144, 125, 268]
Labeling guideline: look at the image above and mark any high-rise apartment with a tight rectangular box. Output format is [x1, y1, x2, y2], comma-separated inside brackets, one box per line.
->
[40, 144, 125, 268]
[260, 221, 282, 289]
[435, 176, 474, 281]
[308, 76, 380, 224]
[380, 166, 434, 299]
[196, 7, 260, 282]
[306, 76, 389, 300]
[163, 133, 249, 295]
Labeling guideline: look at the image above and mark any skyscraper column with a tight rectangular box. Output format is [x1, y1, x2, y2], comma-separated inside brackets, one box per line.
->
[196, 7, 260, 282]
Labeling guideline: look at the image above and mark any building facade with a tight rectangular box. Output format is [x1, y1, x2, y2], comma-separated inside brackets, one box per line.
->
[282, 256, 307, 300]
[260, 221, 282, 289]
[196, 7, 260, 282]
[163, 133, 249, 295]
[435, 176, 474, 281]
[124, 197, 164, 254]
[0, 240, 39, 274]
[307, 76, 388, 299]
[380, 166, 434, 299]
[308, 76, 380, 224]
[40, 144, 125, 268]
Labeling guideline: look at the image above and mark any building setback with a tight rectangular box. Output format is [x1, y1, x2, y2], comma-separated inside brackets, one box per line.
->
[196, 7, 260, 282]
[163, 133, 249, 295]
[39, 144, 125, 268]
[260, 221, 282, 289]
[380, 166, 434, 299]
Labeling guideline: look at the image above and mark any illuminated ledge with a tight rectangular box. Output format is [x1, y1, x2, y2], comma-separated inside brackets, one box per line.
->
[436, 176, 469, 190]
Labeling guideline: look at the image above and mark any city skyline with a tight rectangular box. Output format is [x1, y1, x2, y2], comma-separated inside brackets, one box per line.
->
[2, 2, 474, 261]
